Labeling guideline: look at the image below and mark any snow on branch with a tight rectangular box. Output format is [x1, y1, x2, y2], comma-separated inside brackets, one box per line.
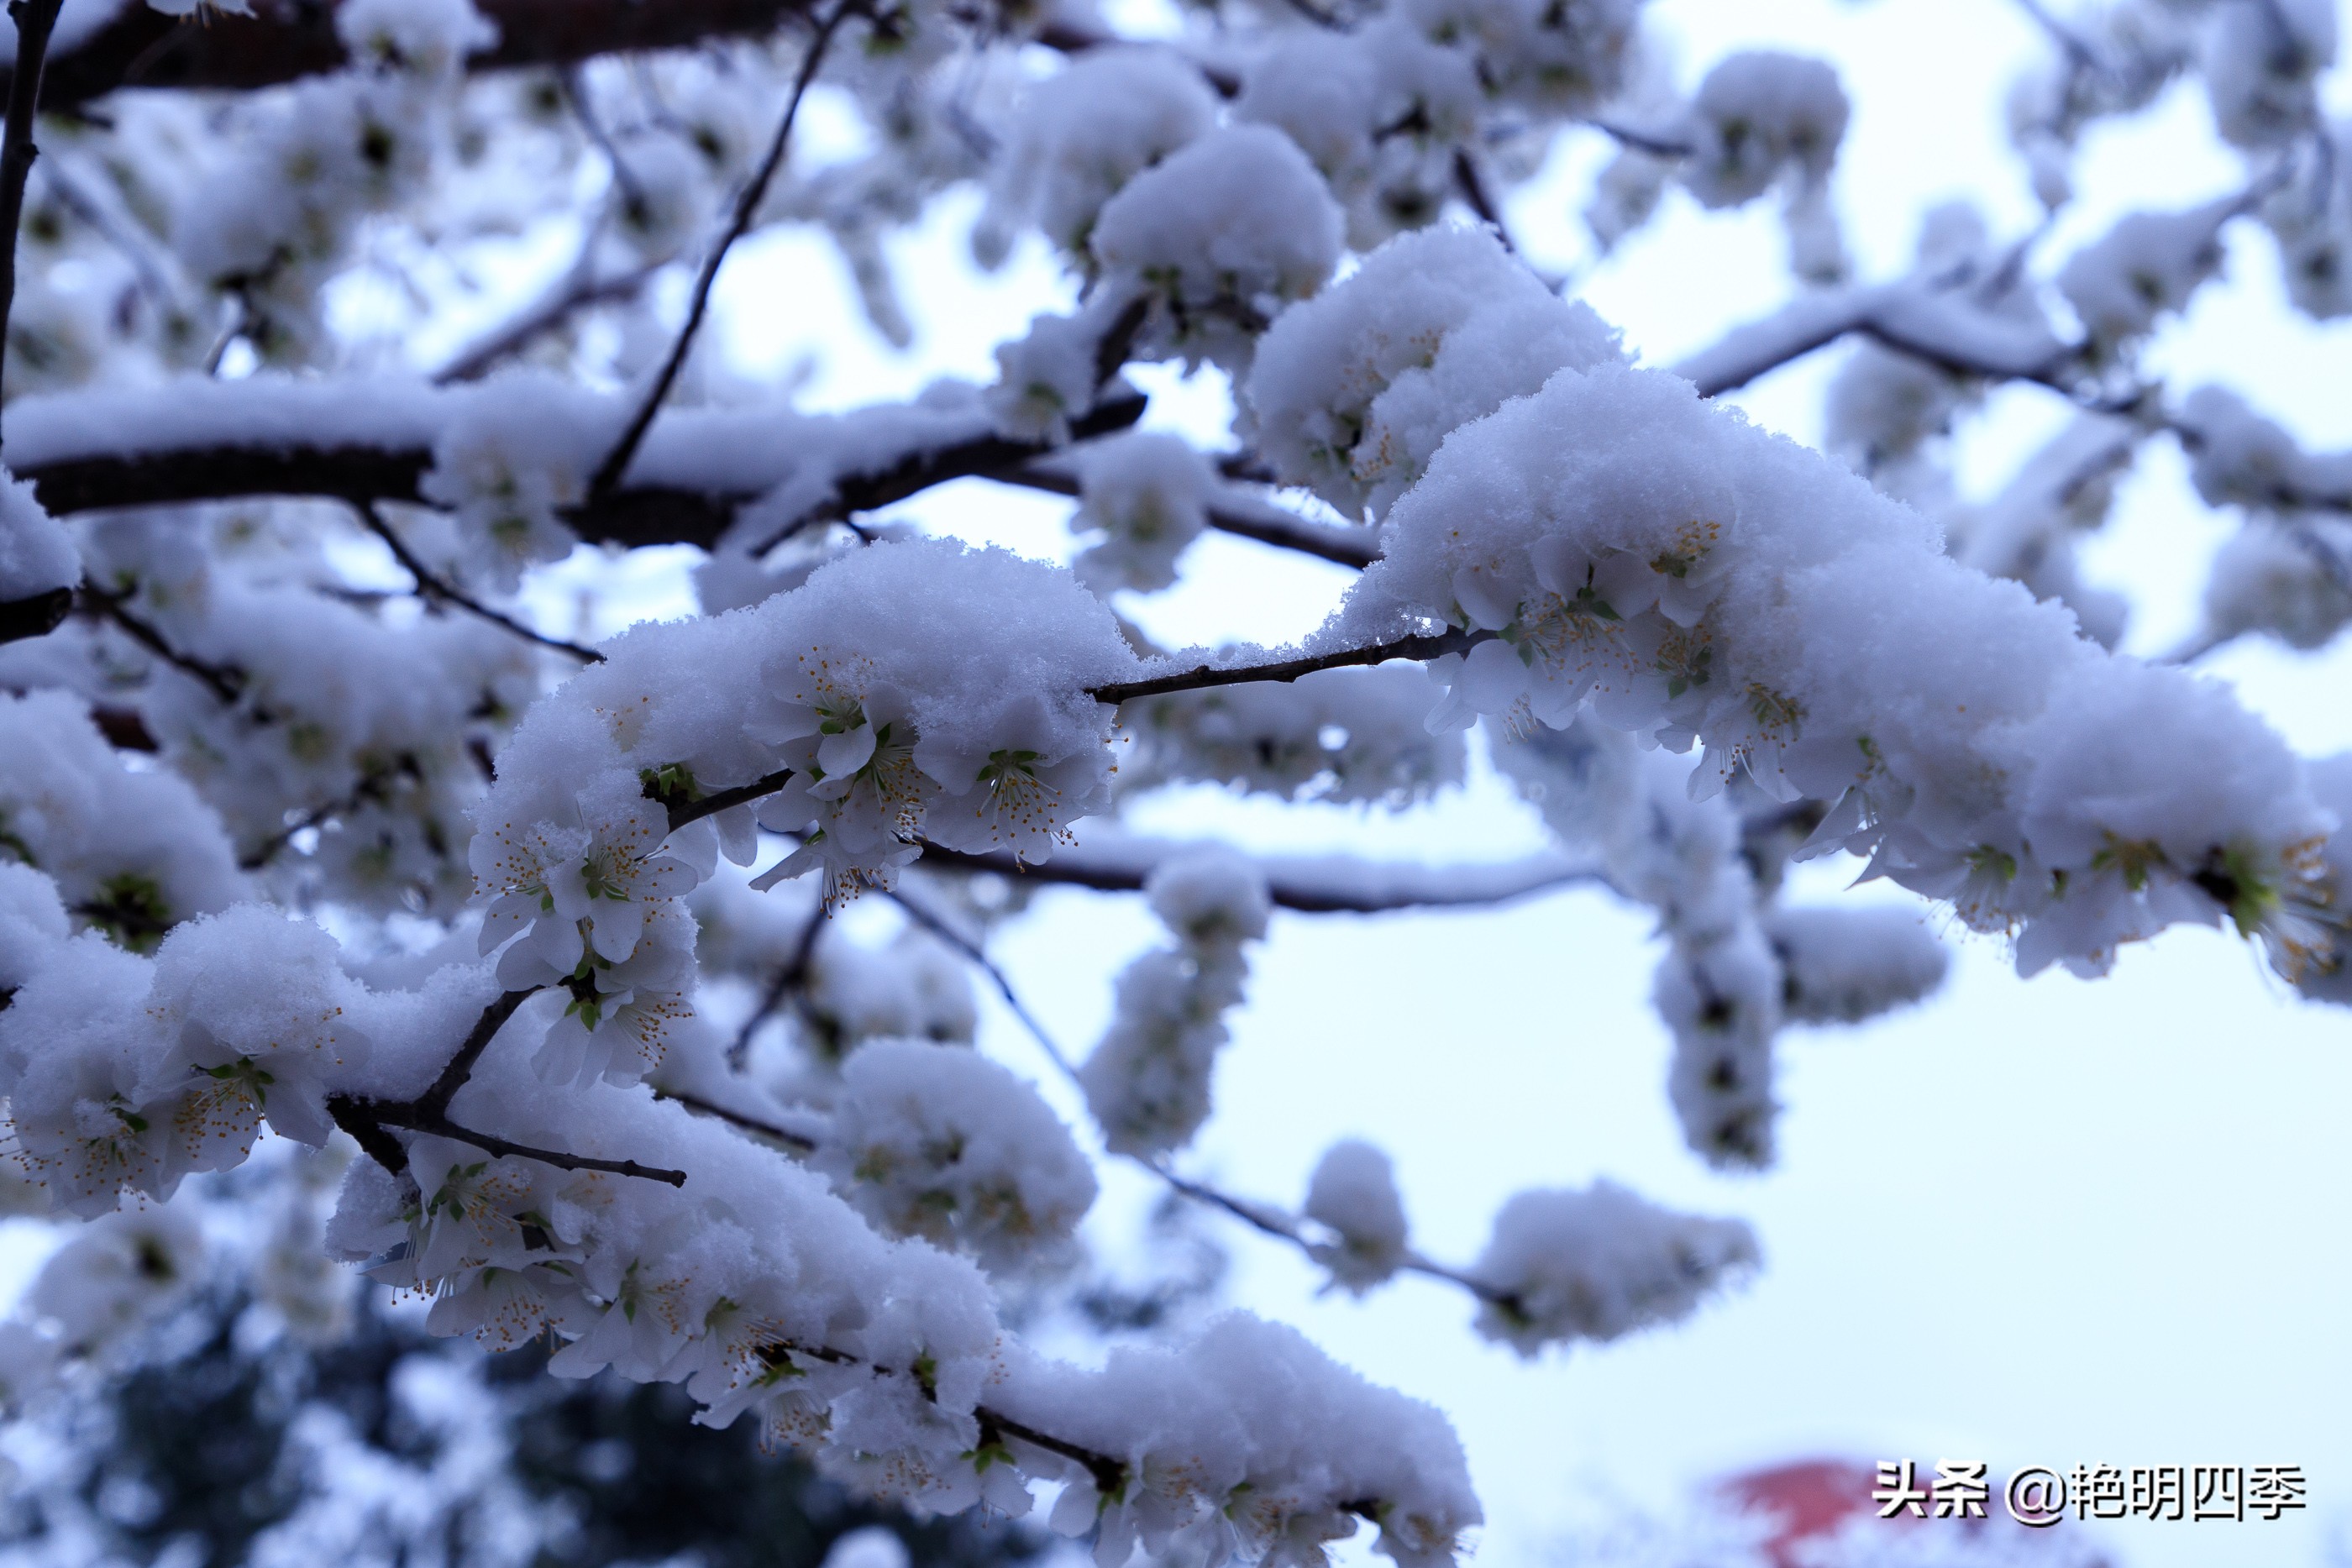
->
[914, 829, 1601, 913]
[6, 377, 1149, 553]
[1674, 278, 2071, 398]
[12, 0, 822, 113]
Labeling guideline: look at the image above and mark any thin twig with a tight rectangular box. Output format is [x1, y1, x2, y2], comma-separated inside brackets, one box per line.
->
[432, 259, 661, 385]
[872, 852, 1541, 1325]
[884, 880, 1078, 1076]
[727, 902, 826, 1068]
[1087, 627, 1486, 705]
[359, 501, 606, 662]
[993, 463, 1380, 569]
[0, 0, 63, 449]
[1452, 147, 1515, 253]
[372, 1103, 690, 1186]
[1582, 116, 1695, 160]
[80, 580, 247, 705]
[586, 3, 853, 500]
[34, 155, 176, 316]
[326, 986, 690, 1188]
[562, 65, 649, 220]
[238, 760, 419, 871]
[653, 1085, 819, 1151]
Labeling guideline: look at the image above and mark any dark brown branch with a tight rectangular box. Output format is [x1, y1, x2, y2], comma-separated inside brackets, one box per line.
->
[16, 390, 1152, 557]
[372, 1105, 690, 1186]
[0, 583, 69, 644]
[738, 1332, 1135, 1498]
[976, 1409, 1128, 1498]
[326, 1092, 411, 1178]
[1451, 147, 1515, 253]
[745, 391, 1148, 553]
[359, 501, 605, 662]
[0, 0, 64, 453]
[13, 0, 822, 115]
[89, 700, 156, 750]
[588, 2, 851, 501]
[1196, 496, 1379, 567]
[1087, 627, 1484, 705]
[1582, 116, 1696, 160]
[328, 987, 690, 1188]
[660, 766, 800, 834]
[27, 440, 439, 521]
[726, 901, 826, 1068]
[418, 988, 540, 1120]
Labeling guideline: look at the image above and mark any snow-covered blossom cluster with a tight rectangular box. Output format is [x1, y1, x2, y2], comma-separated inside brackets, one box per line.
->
[1496, 717, 1945, 1166]
[1284, 230, 2334, 1000]
[1079, 849, 1273, 1158]
[1467, 1182, 1759, 1356]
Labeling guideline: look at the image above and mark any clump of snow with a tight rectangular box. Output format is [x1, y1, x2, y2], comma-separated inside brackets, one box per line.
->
[1245, 225, 1621, 520]
[1079, 847, 1270, 1158]
[818, 1038, 1097, 1272]
[1091, 126, 1346, 371]
[1303, 1139, 1410, 1294]
[1468, 1183, 1759, 1356]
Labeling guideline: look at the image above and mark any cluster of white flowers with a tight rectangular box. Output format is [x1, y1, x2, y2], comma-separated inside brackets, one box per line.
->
[168, 0, 496, 363]
[1819, 203, 2043, 502]
[1942, 412, 2136, 653]
[2263, 117, 2350, 318]
[2055, 200, 2233, 361]
[1094, 126, 1347, 372]
[414, 371, 616, 592]
[816, 1037, 1098, 1272]
[471, 539, 1137, 1086]
[0, 692, 249, 950]
[1068, 431, 1216, 594]
[1495, 716, 1940, 1167]
[28, 508, 540, 918]
[1766, 905, 1950, 1025]
[1467, 1183, 1760, 1356]
[1683, 50, 1845, 191]
[1246, 224, 1623, 521]
[1300, 1139, 1411, 1294]
[1, 837, 1478, 1568]
[1497, 719, 1784, 1166]
[980, 50, 1221, 258]
[1000, 1313, 1478, 1568]
[1079, 849, 1273, 1159]
[2202, 0, 2338, 149]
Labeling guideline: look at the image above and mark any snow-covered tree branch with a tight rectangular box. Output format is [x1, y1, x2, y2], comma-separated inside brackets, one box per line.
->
[0, 0, 2345, 1563]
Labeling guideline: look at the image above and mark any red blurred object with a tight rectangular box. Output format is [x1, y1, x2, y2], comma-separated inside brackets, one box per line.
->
[1712, 1460, 1916, 1568]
